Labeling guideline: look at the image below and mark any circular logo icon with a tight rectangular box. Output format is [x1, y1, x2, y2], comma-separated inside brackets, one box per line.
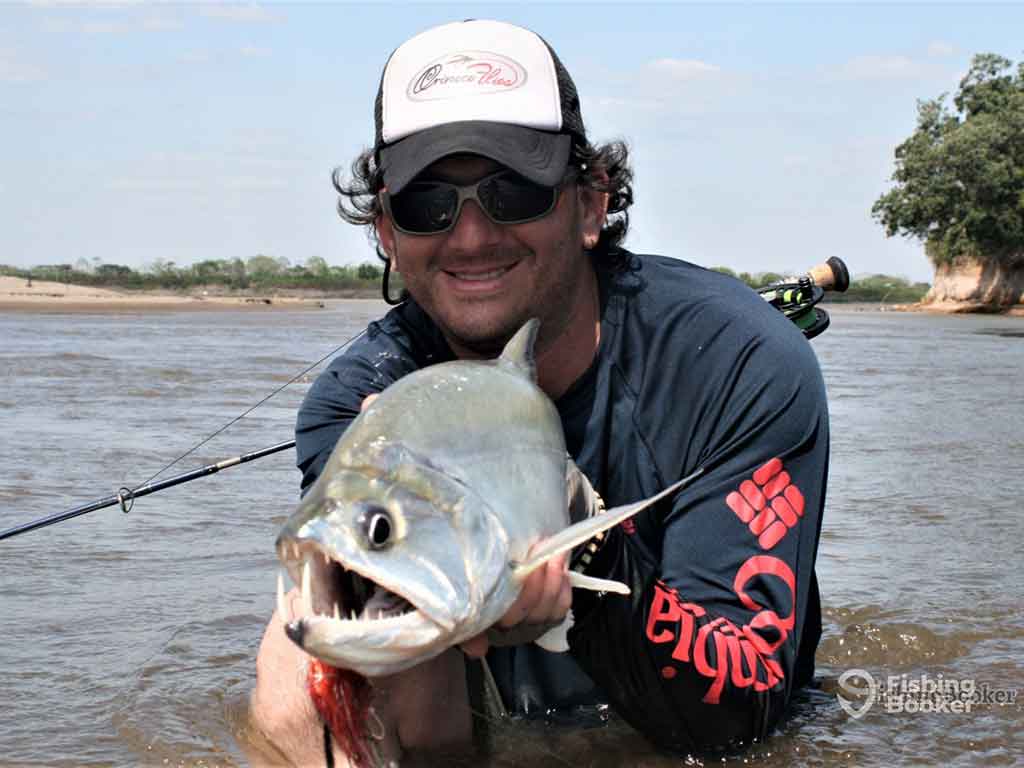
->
[837, 668, 878, 719]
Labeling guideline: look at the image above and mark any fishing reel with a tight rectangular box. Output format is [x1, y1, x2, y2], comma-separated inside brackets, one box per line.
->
[758, 257, 850, 340]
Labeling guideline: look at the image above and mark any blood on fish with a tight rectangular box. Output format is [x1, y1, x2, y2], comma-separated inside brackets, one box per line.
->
[307, 658, 375, 767]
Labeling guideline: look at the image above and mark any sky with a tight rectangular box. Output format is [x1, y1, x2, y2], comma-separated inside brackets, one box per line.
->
[2, 3, 1023, 283]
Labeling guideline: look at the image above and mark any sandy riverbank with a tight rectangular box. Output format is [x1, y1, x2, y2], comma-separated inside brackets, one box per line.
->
[823, 300, 1024, 316]
[0, 276, 332, 313]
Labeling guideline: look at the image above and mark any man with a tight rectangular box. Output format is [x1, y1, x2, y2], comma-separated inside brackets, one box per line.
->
[250, 18, 828, 766]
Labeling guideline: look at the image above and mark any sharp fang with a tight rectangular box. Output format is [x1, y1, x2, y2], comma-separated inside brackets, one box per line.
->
[333, 603, 340, 621]
[277, 571, 289, 622]
[350, 610, 357, 621]
[301, 560, 313, 616]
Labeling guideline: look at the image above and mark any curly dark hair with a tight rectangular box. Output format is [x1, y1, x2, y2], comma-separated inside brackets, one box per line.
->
[331, 137, 635, 272]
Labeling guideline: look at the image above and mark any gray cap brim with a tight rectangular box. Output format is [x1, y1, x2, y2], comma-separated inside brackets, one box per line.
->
[379, 121, 571, 194]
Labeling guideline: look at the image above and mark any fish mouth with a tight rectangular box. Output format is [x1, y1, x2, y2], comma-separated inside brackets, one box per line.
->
[276, 537, 447, 675]
[277, 536, 422, 623]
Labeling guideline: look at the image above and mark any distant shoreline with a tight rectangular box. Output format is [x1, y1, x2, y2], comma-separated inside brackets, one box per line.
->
[3, 277, 1021, 317]
[0, 276, 380, 313]
[824, 299, 1024, 316]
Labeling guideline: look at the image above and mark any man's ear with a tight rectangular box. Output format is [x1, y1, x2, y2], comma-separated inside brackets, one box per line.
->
[375, 211, 399, 271]
[579, 173, 609, 250]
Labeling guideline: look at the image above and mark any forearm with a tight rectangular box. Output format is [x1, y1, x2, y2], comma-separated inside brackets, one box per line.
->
[248, 590, 472, 766]
[570, 530, 795, 752]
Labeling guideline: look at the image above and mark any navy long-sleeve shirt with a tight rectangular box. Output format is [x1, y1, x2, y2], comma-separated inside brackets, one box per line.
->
[295, 251, 828, 753]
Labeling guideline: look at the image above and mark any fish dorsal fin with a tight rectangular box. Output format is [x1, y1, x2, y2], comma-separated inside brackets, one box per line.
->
[498, 318, 540, 381]
[511, 466, 705, 583]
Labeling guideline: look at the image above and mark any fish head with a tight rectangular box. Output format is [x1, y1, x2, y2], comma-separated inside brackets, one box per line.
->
[275, 443, 512, 677]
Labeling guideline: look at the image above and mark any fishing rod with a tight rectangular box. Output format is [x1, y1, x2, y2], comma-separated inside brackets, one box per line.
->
[0, 441, 294, 541]
[0, 257, 850, 542]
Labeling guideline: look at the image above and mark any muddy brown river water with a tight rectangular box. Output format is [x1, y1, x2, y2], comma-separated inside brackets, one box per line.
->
[1, 302, 1021, 766]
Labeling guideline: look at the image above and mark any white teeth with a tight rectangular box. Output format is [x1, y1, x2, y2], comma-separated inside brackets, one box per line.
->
[452, 267, 509, 281]
[350, 610, 357, 621]
[276, 571, 289, 622]
[333, 603, 341, 621]
[301, 559, 313, 616]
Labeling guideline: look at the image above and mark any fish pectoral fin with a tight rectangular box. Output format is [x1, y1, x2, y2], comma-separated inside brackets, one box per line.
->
[534, 609, 574, 653]
[511, 466, 704, 583]
[568, 571, 630, 595]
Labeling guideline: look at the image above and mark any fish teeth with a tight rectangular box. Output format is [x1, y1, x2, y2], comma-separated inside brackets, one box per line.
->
[333, 602, 341, 621]
[276, 571, 289, 622]
[301, 559, 313, 616]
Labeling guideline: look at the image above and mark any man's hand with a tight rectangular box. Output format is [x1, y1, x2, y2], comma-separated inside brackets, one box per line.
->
[460, 549, 572, 658]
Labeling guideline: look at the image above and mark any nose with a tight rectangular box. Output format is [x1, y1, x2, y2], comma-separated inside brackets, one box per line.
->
[446, 199, 502, 253]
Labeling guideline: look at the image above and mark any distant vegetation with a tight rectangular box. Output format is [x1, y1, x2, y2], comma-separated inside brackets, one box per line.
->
[0, 255, 385, 294]
[1, 255, 926, 303]
[873, 53, 1024, 268]
[710, 267, 930, 303]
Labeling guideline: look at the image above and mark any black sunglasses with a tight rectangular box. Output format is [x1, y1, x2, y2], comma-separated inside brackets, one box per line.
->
[382, 168, 573, 235]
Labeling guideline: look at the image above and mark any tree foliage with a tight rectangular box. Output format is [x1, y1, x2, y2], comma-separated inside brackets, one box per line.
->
[0, 258, 386, 294]
[872, 53, 1024, 267]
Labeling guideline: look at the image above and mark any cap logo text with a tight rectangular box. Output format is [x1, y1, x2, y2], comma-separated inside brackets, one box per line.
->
[407, 51, 527, 101]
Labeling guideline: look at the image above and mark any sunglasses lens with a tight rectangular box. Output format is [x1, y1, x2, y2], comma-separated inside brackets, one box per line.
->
[389, 183, 459, 234]
[388, 171, 561, 234]
[478, 172, 557, 223]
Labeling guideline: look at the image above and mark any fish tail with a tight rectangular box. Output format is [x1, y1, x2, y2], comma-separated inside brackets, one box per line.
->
[307, 658, 375, 767]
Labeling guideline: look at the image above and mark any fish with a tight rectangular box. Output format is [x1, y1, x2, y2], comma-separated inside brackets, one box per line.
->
[275, 318, 699, 677]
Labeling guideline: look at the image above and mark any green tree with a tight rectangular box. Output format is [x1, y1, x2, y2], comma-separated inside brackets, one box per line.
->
[247, 254, 282, 277]
[872, 53, 1024, 267]
[357, 262, 383, 281]
[305, 256, 329, 277]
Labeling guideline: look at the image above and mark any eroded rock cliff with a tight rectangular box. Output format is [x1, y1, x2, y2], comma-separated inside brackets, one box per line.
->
[922, 257, 1024, 313]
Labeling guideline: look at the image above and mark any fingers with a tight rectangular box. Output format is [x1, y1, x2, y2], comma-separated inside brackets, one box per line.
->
[360, 393, 379, 412]
[459, 633, 489, 659]
[498, 552, 570, 629]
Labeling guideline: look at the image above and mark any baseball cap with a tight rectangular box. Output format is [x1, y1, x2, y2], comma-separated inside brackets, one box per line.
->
[374, 19, 586, 195]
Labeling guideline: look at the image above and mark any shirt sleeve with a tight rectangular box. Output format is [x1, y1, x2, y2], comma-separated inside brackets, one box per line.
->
[294, 325, 423, 494]
[567, 311, 829, 753]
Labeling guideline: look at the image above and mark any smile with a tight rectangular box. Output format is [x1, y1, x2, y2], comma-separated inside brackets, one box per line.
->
[447, 266, 513, 281]
[441, 261, 520, 290]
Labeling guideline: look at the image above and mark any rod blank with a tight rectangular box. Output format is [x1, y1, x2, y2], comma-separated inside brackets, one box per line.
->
[0, 440, 296, 541]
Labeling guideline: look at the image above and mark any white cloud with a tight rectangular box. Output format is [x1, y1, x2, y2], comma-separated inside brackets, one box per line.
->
[836, 54, 927, 81]
[223, 176, 287, 191]
[81, 20, 131, 35]
[927, 40, 956, 58]
[180, 50, 211, 65]
[0, 48, 46, 83]
[648, 58, 721, 81]
[141, 16, 184, 32]
[107, 177, 205, 192]
[199, 4, 280, 24]
[239, 44, 271, 58]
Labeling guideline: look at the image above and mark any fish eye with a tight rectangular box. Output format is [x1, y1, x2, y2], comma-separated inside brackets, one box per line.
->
[359, 504, 393, 550]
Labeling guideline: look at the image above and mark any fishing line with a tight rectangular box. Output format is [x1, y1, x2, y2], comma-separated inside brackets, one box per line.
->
[138, 329, 367, 487]
[0, 327, 368, 541]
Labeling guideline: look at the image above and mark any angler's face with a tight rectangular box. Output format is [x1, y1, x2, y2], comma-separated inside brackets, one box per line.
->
[376, 154, 606, 355]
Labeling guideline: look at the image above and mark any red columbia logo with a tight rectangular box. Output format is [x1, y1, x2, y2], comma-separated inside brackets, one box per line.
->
[725, 458, 805, 550]
[407, 51, 527, 101]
